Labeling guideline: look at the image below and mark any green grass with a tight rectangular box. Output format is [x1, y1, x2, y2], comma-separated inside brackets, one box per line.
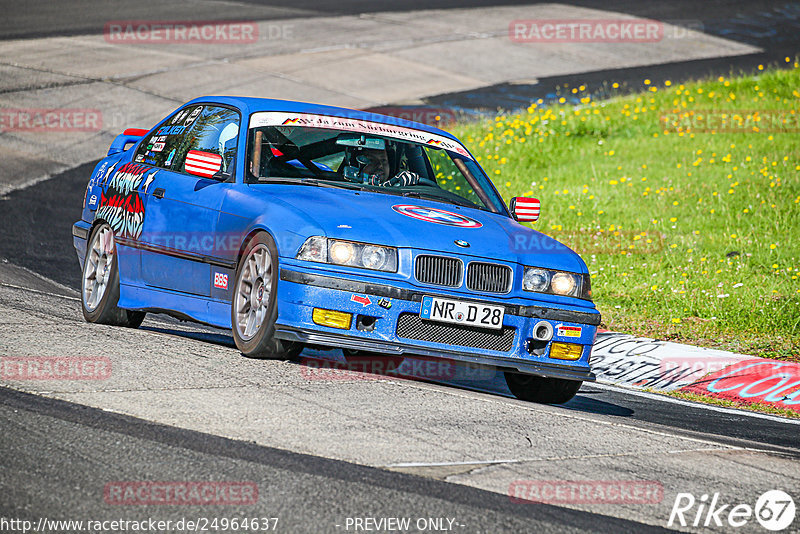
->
[451, 60, 800, 360]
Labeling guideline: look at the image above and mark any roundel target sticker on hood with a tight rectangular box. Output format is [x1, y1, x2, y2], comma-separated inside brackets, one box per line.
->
[392, 204, 482, 228]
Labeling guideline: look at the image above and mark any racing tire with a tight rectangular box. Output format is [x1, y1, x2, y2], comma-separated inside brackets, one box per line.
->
[81, 223, 146, 328]
[504, 372, 582, 404]
[231, 232, 303, 360]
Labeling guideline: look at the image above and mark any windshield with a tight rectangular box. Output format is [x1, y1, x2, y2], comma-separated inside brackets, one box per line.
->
[245, 118, 507, 214]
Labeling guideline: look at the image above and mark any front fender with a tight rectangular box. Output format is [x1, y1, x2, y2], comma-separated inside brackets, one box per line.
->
[217, 185, 327, 267]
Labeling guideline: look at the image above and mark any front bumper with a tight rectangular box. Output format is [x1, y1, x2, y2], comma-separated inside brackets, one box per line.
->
[274, 266, 598, 382]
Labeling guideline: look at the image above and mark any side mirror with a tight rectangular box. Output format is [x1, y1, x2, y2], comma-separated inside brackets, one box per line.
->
[185, 150, 223, 179]
[510, 197, 540, 222]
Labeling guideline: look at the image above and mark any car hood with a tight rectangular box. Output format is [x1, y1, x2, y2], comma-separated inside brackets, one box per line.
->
[250, 184, 588, 273]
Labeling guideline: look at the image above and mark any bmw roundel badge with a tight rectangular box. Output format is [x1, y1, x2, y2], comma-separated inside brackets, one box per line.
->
[454, 240, 470, 248]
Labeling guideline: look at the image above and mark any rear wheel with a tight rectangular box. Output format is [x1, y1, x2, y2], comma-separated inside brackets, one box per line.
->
[504, 372, 581, 404]
[81, 223, 145, 328]
[231, 232, 303, 359]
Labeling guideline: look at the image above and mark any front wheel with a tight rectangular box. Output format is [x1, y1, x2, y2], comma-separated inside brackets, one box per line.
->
[81, 223, 145, 328]
[504, 372, 582, 404]
[231, 232, 303, 360]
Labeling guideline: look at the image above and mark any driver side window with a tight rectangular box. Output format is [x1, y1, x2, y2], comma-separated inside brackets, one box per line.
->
[171, 106, 240, 177]
[135, 105, 240, 178]
[135, 105, 204, 169]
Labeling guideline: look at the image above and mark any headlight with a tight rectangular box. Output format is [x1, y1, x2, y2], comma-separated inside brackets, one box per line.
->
[523, 266, 591, 300]
[296, 237, 398, 273]
[522, 268, 550, 292]
[551, 272, 577, 295]
[361, 245, 389, 270]
[297, 236, 327, 263]
[330, 241, 355, 265]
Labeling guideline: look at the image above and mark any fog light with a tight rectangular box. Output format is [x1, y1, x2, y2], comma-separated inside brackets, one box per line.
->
[312, 308, 352, 329]
[550, 342, 583, 360]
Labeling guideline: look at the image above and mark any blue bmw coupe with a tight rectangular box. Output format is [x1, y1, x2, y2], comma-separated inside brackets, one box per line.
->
[73, 97, 600, 403]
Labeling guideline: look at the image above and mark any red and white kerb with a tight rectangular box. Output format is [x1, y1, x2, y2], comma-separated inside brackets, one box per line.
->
[185, 150, 222, 178]
[514, 197, 540, 220]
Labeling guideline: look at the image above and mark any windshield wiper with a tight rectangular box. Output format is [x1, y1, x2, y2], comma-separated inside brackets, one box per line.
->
[259, 177, 366, 191]
[402, 190, 476, 208]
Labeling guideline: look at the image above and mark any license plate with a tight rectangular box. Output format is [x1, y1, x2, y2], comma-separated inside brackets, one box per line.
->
[420, 296, 505, 330]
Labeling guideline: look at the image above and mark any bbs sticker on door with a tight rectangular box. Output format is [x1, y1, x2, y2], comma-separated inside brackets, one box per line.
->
[420, 296, 504, 330]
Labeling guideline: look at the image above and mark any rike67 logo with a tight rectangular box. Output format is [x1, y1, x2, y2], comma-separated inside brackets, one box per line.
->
[668, 490, 796, 531]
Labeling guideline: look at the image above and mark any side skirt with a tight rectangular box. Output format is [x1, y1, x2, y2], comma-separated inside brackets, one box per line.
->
[118, 283, 232, 329]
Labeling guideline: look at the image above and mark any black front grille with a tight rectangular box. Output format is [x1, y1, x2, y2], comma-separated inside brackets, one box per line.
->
[396, 313, 516, 352]
[466, 262, 513, 293]
[415, 255, 462, 287]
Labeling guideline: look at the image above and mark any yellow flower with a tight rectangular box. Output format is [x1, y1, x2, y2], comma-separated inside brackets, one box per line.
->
[671, 318, 681, 324]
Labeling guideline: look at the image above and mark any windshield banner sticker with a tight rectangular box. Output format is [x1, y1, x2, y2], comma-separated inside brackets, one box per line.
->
[392, 204, 482, 228]
[249, 112, 473, 159]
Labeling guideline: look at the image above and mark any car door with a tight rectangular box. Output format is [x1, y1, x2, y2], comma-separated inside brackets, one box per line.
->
[136, 104, 240, 297]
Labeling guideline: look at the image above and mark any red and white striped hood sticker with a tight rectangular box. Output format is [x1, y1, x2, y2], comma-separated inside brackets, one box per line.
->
[185, 150, 222, 178]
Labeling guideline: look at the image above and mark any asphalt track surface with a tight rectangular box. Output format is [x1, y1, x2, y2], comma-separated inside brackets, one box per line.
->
[2, 2, 800, 532]
[3, 1, 799, 109]
[0, 387, 668, 534]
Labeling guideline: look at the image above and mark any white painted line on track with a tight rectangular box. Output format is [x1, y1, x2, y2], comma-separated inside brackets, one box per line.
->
[588, 381, 800, 425]
[387, 446, 746, 469]
[389, 459, 518, 468]
[389, 380, 750, 449]
[0, 282, 79, 301]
